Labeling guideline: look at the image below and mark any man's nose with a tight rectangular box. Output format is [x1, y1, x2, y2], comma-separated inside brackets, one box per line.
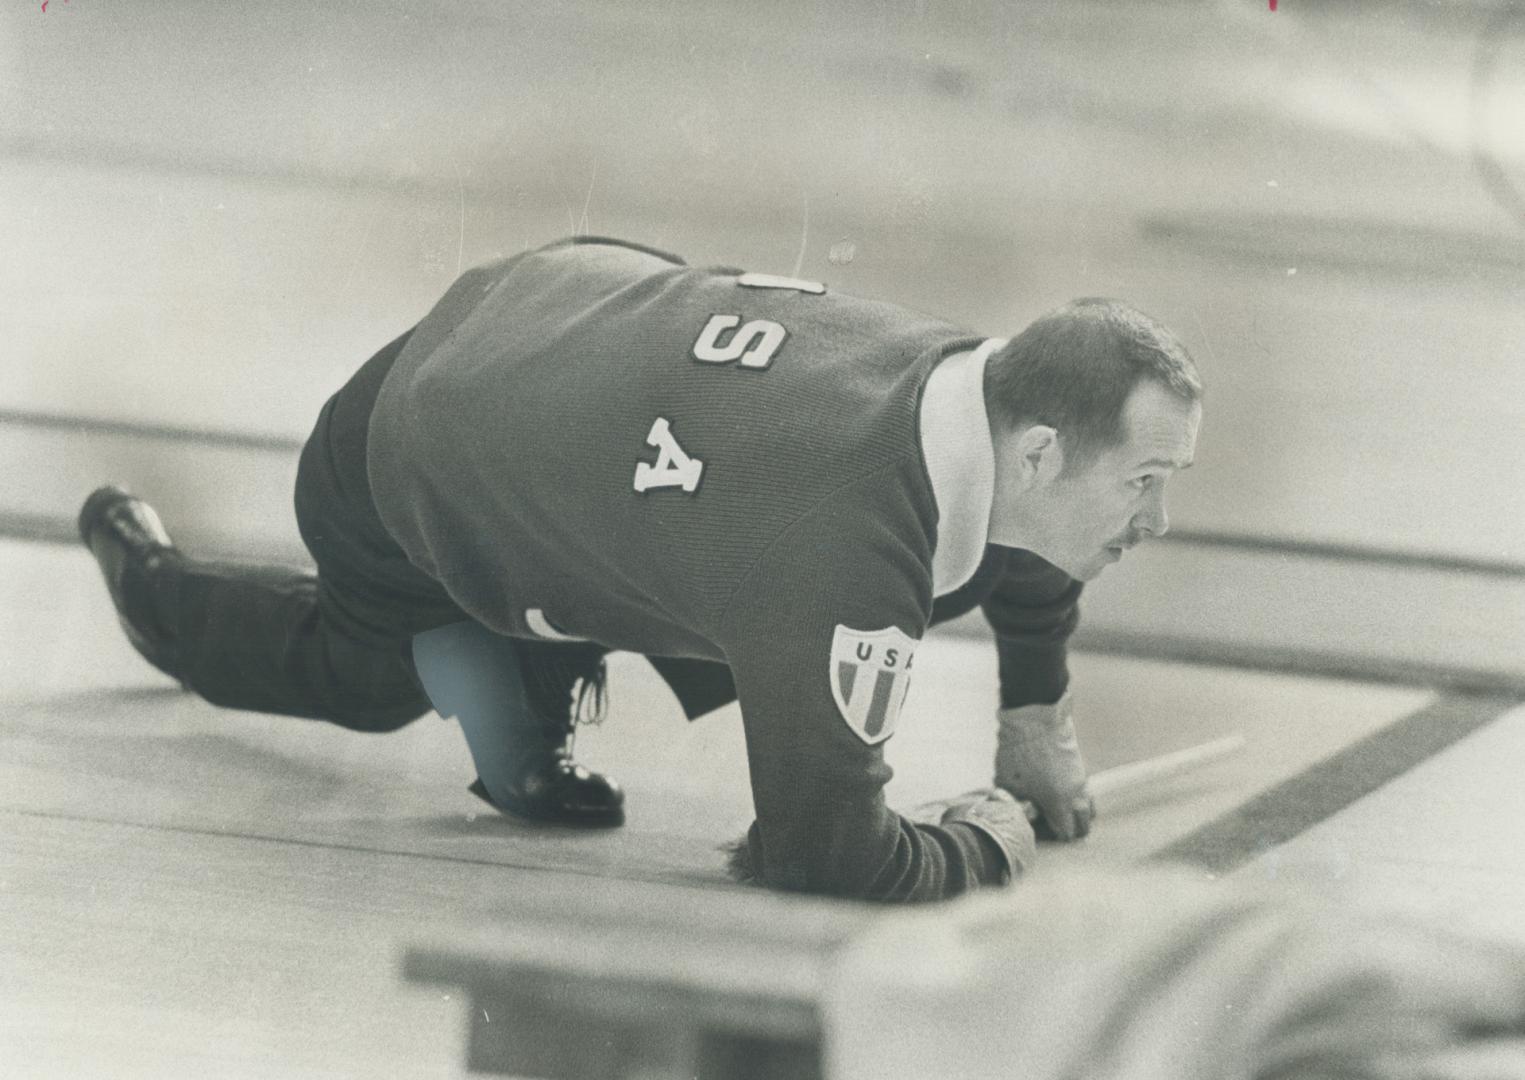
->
[1135, 496, 1170, 539]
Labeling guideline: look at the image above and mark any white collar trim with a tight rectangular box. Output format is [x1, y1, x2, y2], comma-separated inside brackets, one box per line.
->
[920, 337, 1004, 597]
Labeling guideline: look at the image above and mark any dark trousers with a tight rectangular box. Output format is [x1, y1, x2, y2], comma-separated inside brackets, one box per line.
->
[168, 330, 466, 731]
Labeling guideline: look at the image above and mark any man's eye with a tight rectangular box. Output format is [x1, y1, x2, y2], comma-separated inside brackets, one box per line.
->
[1132, 476, 1154, 490]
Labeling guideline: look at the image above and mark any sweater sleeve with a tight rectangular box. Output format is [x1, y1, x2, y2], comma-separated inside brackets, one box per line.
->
[980, 548, 1084, 709]
[719, 464, 1012, 903]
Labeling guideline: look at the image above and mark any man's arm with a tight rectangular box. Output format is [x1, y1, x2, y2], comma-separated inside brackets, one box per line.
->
[978, 547, 1083, 710]
[722, 640, 1031, 901]
[718, 475, 1035, 902]
[978, 549, 1094, 840]
[927, 544, 1081, 705]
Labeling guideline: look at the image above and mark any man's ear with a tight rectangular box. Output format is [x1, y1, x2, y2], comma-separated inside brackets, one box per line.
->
[1012, 424, 1063, 487]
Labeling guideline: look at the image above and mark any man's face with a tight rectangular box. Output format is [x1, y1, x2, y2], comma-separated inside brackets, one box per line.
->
[1012, 381, 1200, 581]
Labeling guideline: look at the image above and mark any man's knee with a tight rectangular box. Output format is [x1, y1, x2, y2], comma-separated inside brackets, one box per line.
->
[311, 634, 434, 732]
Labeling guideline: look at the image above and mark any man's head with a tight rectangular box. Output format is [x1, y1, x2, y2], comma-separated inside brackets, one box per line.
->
[984, 299, 1203, 581]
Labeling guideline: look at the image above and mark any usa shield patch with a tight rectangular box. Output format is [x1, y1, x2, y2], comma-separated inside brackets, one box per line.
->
[829, 625, 918, 745]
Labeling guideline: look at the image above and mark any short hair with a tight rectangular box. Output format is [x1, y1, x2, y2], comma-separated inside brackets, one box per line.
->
[983, 298, 1202, 470]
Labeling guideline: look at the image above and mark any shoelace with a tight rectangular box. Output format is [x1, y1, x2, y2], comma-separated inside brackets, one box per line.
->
[571, 659, 608, 727]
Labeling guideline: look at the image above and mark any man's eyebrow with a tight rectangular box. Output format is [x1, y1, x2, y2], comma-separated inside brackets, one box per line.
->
[1137, 457, 1194, 470]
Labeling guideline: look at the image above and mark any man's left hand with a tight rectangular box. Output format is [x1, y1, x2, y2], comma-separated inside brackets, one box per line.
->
[994, 691, 1095, 841]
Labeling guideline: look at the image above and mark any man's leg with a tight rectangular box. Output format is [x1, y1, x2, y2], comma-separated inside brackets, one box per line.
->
[79, 485, 428, 731]
[77, 327, 438, 730]
[172, 556, 429, 729]
[79, 487, 625, 828]
[80, 325, 620, 819]
[411, 622, 625, 826]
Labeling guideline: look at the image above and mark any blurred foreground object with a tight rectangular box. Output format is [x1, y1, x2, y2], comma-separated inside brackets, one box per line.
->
[408, 866, 1525, 1079]
[827, 867, 1525, 1080]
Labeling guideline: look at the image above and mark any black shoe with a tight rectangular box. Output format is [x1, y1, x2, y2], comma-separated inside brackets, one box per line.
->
[78, 485, 182, 681]
[468, 751, 626, 828]
[469, 640, 626, 827]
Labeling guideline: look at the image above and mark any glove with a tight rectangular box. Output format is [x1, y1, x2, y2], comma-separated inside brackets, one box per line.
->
[907, 788, 1037, 883]
[994, 691, 1095, 841]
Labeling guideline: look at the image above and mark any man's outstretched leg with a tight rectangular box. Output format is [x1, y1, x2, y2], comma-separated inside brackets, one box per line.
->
[80, 484, 624, 824]
[412, 621, 625, 828]
[79, 484, 429, 730]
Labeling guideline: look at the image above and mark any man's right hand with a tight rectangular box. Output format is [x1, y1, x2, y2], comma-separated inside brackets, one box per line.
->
[909, 788, 1037, 883]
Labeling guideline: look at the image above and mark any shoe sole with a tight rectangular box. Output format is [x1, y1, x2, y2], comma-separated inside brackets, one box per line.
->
[468, 780, 627, 828]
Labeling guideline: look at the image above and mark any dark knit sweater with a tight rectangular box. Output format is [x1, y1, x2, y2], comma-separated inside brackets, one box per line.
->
[368, 237, 1079, 901]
